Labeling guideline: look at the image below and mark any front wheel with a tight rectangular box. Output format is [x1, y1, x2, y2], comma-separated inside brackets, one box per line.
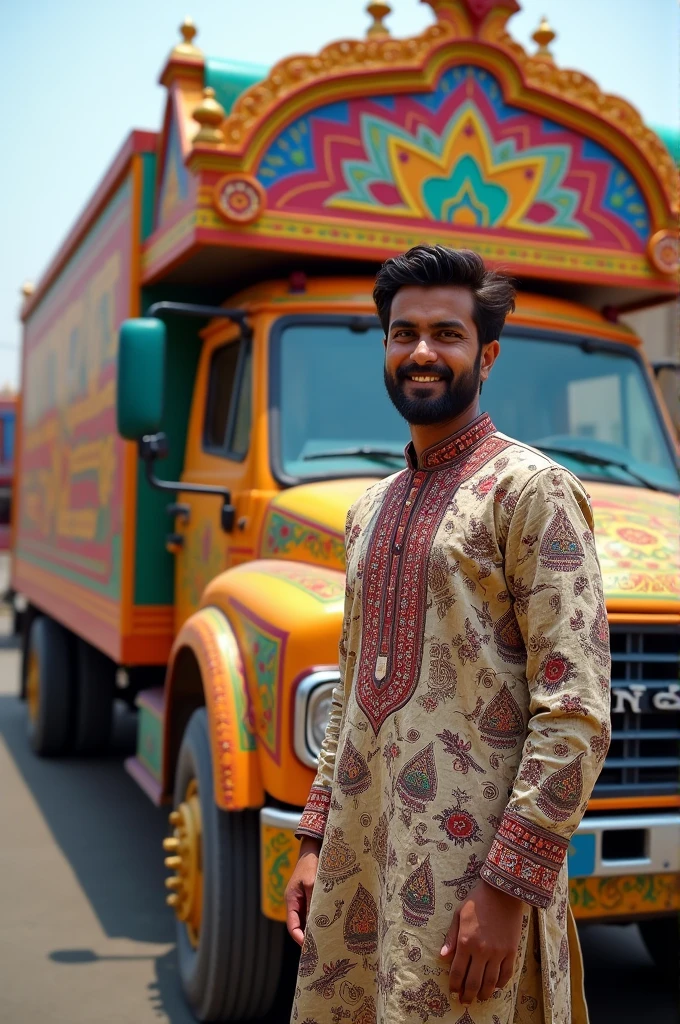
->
[165, 708, 285, 1021]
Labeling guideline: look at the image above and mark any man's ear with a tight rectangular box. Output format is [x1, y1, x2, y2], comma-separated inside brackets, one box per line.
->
[383, 336, 387, 349]
[480, 340, 500, 381]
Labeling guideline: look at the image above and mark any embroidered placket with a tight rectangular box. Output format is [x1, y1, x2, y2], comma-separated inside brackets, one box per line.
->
[375, 470, 427, 682]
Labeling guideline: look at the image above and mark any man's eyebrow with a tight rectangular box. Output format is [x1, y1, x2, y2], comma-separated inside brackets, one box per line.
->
[389, 319, 417, 329]
[430, 319, 467, 330]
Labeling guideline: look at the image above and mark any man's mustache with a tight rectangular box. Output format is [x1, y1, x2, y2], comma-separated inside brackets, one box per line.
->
[394, 362, 454, 383]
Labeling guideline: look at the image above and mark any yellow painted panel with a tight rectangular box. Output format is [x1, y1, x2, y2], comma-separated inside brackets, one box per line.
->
[261, 824, 299, 921]
[569, 873, 680, 919]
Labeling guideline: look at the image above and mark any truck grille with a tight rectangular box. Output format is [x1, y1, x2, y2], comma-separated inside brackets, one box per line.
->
[594, 626, 680, 796]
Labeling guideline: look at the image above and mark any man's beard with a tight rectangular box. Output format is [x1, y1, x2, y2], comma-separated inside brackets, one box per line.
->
[383, 351, 482, 426]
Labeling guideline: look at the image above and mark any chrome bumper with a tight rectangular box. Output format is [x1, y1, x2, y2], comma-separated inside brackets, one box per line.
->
[260, 809, 680, 880]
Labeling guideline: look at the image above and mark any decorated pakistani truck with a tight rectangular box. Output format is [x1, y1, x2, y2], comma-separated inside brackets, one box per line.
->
[14, 1, 679, 1020]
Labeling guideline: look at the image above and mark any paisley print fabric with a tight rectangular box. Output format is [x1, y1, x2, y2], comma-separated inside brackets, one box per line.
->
[293, 416, 609, 1024]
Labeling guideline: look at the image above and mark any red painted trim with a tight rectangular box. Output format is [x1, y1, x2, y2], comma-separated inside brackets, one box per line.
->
[21, 129, 158, 319]
[15, 565, 121, 661]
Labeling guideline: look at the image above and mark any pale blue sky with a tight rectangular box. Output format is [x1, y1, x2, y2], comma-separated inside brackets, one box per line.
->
[2, 0, 678, 389]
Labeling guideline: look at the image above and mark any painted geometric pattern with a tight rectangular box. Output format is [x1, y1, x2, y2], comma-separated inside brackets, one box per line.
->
[569, 872, 680, 919]
[258, 66, 650, 249]
[591, 490, 680, 600]
[260, 508, 346, 570]
[239, 611, 287, 762]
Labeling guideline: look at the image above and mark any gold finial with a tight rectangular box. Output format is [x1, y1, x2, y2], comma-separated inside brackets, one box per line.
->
[192, 87, 226, 146]
[172, 16, 202, 58]
[532, 16, 556, 60]
[21, 281, 35, 298]
[366, 1, 392, 38]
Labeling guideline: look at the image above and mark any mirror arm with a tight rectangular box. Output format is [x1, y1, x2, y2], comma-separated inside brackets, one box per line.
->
[138, 434, 236, 533]
[144, 301, 252, 339]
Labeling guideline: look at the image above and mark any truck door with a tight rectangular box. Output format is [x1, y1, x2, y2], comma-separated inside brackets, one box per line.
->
[173, 322, 253, 630]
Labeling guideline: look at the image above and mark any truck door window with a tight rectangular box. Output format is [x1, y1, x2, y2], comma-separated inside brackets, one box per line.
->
[203, 339, 252, 459]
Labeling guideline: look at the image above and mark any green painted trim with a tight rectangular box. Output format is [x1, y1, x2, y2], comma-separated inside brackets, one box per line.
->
[137, 704, 163, 780]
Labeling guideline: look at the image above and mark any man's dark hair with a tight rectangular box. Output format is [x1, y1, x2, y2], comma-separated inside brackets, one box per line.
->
[373, 244, 516, 345]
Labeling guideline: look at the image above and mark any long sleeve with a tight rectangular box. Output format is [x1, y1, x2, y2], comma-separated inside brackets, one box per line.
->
[295, 508, 355, 841]
[480, 466, 611, 909]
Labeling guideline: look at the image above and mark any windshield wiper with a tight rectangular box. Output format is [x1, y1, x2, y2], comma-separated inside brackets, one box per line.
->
[532, 444, 660, 491]
[303, 446, 404, 463]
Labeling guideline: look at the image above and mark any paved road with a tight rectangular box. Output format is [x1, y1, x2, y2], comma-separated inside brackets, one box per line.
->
[0, 622, 677, 1024]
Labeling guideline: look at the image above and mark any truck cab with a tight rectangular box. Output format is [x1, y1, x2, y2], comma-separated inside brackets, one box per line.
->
[14, 1, 679, 1020]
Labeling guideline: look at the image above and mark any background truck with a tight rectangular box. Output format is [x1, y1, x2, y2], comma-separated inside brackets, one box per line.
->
[14, 1, 680, 1020]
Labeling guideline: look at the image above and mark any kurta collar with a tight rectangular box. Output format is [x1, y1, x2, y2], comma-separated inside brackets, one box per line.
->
[404, 412, 497, 471]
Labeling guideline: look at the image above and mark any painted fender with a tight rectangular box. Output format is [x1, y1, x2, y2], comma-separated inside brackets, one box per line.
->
[164, 605, 264, 811]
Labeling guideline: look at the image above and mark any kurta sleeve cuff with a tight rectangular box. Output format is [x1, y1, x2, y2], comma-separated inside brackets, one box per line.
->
[480, 809, 569, 909]
[295, 784, 332, 841]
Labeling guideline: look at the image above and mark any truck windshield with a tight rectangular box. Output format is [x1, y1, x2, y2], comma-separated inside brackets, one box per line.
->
[273, 320, 679, 492]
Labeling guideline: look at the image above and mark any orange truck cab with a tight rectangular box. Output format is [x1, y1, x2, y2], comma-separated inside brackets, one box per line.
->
[13, 2, 679, 1020]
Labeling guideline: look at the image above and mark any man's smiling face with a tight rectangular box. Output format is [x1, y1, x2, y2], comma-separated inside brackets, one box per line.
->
[383, 284, 499, 426]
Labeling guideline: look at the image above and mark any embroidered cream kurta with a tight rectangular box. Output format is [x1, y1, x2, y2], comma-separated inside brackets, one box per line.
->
[292, 413, 611, 1024]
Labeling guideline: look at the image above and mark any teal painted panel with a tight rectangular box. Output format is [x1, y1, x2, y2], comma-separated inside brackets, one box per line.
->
[205, 57, 268, 114]
[567, 833, 596, 878]
[132, 285, 202, 606]
[138, 704, 163, 779]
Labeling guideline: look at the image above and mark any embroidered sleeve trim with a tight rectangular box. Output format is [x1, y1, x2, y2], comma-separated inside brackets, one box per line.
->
[480, 808, 569, 909]
[295, 784, 332, 841]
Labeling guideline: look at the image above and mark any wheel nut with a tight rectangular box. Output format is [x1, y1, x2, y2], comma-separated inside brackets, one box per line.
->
[167, 893, 179, 907]
[169, 810, 181, 826]
[164, 856, 182, 870]
[165, 876, 181, 890]
[163, 837, 180, 852]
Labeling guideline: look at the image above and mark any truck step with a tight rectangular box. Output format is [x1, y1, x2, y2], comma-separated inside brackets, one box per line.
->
[124, 756, 166, 805]
[124, 687, 167, 805]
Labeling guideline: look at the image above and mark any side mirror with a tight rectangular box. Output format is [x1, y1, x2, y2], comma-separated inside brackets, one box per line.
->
[117, 318, 167, 440]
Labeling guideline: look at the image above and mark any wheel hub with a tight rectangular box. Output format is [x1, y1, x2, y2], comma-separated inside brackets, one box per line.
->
[26, 650, 40, 725]
[164, 778, 203, 947]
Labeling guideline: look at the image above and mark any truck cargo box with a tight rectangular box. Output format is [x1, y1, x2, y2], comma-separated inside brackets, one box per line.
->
[13, 133, 189, 665]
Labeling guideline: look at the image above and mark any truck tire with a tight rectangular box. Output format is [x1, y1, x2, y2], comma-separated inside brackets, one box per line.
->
[25, 616, 75, 757]
[169, 708, 285, 1022]
[638, 916, 680, 980]
[73, 639, 115, 755]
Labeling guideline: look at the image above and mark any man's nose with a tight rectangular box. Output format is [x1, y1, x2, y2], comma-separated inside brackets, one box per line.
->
[411, 338, 437, 363]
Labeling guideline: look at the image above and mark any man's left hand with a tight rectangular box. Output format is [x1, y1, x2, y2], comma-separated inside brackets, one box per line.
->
[440, 878, 525, 1005]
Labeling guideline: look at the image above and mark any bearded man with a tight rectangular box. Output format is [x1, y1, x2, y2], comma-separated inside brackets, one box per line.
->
[285, 245, 611, 1024]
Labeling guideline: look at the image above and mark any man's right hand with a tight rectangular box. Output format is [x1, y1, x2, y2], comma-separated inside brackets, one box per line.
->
[285, 837, 321, 946]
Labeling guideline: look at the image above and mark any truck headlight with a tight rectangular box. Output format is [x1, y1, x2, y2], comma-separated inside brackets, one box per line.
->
[294, 670, 339, 768]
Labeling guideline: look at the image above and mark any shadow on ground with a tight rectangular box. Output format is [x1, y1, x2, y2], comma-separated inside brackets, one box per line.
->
[2, 690, 295, 1023]
[1, 679, 674, 1024]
